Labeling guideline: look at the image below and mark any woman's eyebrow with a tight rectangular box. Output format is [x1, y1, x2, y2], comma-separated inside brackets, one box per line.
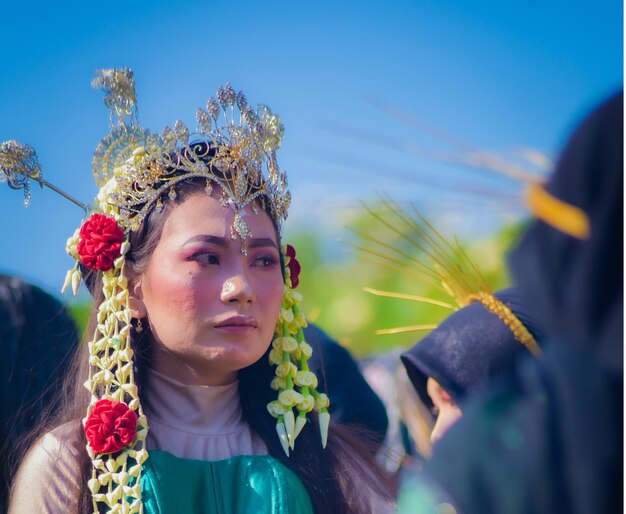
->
[183, 235, 228, 247]
[183, 235, 278, 251]
[248, 237, 279, 251]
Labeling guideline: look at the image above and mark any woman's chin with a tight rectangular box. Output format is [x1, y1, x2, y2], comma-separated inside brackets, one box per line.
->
[198, 345, 269, 372]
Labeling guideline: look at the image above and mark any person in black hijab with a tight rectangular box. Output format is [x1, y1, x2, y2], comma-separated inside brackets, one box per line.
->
[0, 274, 79, 513]
[508, 94, 623, 371]
[401, 287, 542, 443]
[400, 92, 623, 514]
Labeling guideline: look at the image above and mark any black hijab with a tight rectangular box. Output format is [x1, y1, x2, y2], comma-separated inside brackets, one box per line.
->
[401, 287, 542, 409]
[508, 92, 623, 370]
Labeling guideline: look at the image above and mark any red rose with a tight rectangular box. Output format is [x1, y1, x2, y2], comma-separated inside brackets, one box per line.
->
[77, 214, 125, 271]
[285, 244, 301, 288]
[84, 399, 138, 454]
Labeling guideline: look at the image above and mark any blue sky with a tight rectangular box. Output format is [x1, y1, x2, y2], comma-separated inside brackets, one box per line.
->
[0, 0, 622, 295]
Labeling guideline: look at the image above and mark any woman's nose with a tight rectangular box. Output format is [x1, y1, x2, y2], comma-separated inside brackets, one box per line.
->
[220, 274, 253, 304]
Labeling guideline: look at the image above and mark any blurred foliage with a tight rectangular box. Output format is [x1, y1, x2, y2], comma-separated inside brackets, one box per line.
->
[288, 206, 524, 357]
[65, 206, 525, 358]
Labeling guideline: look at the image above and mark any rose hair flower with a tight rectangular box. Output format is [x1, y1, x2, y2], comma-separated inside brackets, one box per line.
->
[84, 399, 138, 454]
[77, 213, 125, 271]
[285, 244, 301, 288]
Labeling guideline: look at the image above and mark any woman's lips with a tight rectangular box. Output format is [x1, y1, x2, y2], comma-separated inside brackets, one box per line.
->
[214, 315, 258, 334]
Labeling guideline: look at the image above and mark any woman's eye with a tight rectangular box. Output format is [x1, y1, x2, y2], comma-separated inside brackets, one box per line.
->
[191, 253, 219, 265]
[253, 256, 277, 267]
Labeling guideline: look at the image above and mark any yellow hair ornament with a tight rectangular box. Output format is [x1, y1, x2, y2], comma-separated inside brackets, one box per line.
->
[468, 292, 542, 357]
[526, 182, 590, 240]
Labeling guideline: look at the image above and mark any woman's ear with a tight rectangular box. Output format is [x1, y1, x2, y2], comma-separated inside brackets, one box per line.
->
[129, 278, 148, 319]
[426, 377, 455, 407]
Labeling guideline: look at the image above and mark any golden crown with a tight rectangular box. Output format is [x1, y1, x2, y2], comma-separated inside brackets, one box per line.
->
[92, 68, 291, 239]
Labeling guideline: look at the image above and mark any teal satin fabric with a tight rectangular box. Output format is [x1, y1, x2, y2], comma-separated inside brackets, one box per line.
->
[141, 450, 314, 514]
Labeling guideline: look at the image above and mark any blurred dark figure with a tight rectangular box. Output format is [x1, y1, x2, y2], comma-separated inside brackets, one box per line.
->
[401, 287, 543, 444]
[0, 275, 79, 513]
[305, 324, 389, 448]
[400, 92, 623, 513]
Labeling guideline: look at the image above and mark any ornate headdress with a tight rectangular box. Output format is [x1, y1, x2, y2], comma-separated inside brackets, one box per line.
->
[90, 68, 290, 239]
[350, 196, 541, 356]
[1, 68, 329, 514]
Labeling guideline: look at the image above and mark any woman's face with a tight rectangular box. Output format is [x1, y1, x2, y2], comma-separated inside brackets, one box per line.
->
[132, 192, 284, 385]
[427, 377, 463, 444]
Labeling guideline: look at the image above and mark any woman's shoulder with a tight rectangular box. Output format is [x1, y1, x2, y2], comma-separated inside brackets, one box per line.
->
[38, 419, 83, 452]
[26, 420, 85, 473]
[9, 420, 84, 514]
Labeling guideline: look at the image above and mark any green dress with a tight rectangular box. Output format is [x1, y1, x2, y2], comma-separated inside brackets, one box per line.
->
[141, 450, 314, 514]
[138, 371, 314, 513]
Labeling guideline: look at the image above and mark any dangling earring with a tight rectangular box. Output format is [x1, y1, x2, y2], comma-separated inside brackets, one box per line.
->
[136, 318, 143, 333]
[267, 244, 330, 457]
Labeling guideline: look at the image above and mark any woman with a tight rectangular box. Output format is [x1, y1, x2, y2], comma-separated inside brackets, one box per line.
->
[7, 69, 393, 513]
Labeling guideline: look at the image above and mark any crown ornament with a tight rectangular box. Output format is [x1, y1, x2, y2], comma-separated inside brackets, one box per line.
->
[91, 69, 290, 243]
[2, 70, 290, 239]
[267, 244, 330, 456]
[0, 140, 42, 206]
[0, 140, 88, 210]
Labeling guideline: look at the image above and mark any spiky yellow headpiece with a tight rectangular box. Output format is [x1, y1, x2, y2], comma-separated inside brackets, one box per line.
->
[352, 196, 541, 356]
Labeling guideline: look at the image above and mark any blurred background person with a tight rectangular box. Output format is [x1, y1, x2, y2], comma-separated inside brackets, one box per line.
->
[0, 274, 79, 514]
[361, 350, 435, 473]
[400, 91, 623, 514]
[401, 287, 543, 444]
[347, 200, 545, 470]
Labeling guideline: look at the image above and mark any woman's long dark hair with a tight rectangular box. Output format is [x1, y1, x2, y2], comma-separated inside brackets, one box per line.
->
[239, 348, 395, 513]
[12, 171, 395, 514]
